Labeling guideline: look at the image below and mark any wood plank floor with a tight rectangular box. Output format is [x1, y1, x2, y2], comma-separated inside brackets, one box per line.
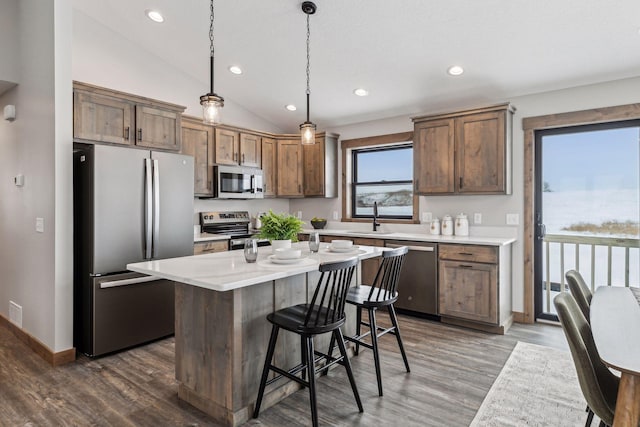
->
[0, 315, 567, 426]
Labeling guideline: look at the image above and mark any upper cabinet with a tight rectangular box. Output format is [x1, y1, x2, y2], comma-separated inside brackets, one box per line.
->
[214, 128, 261, 167]
[261, 137, 277, 197]
[303, 133, 338, 198]
[181, 117, 214, 197]
[412, 103, 514, 195]
[277, 139, 304, 197]
[73, 82, 184, 151]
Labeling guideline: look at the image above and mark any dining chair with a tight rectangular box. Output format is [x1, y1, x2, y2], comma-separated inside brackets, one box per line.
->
[253, 257, 363, 427]
[553, 292, 619, 427]
[566, 269, 593, 323]
[328, 245, 410, 396]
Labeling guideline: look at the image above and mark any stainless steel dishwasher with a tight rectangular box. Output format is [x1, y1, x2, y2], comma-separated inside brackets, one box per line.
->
[386, 240, 438, 316]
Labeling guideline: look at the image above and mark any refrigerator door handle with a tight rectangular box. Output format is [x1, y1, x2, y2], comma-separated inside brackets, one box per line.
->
[153, 159, 160, 258]
[100, 275, 160, 289]
[144, 158, 153, 259]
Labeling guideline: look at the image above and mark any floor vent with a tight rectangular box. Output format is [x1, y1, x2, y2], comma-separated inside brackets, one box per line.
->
[9, 301, 22, 328]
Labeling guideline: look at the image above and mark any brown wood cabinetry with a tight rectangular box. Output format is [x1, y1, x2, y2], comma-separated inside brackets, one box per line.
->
[276, 139, 304, 197]
[438, 243, 512, 334]
[181, 117, 214, 196]
[413, 104, 513, 195]
[73, 82, 184, 151]
[303, 133, 338, 197]
[261, 137, 277, 197]
[193, 240, 228, 255]
[214, 129, 261, 167]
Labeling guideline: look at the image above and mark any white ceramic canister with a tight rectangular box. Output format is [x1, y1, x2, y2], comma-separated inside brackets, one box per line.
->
[430, 217, 441, 235]
[441, 214, 453, 236]
[455, 213, 469, 236]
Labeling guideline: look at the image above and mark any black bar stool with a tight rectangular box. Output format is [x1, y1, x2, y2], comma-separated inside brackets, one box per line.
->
[253, 257, 363, 427]
[329, 245, 410, 396]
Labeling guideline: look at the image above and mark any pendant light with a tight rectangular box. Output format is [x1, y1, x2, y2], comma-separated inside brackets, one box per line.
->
[300, 1, 317, 145]
[200, 0, 224, 124]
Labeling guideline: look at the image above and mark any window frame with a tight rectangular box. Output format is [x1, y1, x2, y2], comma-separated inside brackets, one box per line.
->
[351, 143, 414, 220]
[340, 131, 418, 224]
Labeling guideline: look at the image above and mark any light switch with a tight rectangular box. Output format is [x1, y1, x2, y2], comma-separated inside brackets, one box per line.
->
[14, 174, 24, 186]
[474, 213, 482, 224]
[36, 217, 44, 233]
[332, 211, 338, 220]
[506, 213, 519, 225]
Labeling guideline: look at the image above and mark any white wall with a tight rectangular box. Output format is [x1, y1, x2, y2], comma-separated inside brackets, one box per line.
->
[72, 10, 284, 135]
[0, 0, 73, 352]
[0, 0, 19, 86]
[292, 76, 640, 313]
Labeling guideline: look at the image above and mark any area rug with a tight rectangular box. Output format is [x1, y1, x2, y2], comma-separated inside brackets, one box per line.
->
[470, 341, 588, 427]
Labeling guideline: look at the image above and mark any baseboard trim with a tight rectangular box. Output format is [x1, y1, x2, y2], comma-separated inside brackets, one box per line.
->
[512, 311, 529, 324]
[0, 314, 75, 366]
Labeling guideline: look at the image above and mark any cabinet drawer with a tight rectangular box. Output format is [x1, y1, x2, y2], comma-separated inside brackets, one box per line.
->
[438, 244, 497, 264]
[194, 240, 229, 255]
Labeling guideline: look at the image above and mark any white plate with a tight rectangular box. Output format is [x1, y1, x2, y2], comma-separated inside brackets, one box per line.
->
[327, 245, 360, 253]
[268, 255, 305, 265]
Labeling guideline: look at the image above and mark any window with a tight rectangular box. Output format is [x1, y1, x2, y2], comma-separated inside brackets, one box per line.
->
[351, 144, 413, 219]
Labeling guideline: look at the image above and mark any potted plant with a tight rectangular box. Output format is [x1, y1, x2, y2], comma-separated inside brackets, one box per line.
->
[256, 210, 305, 251]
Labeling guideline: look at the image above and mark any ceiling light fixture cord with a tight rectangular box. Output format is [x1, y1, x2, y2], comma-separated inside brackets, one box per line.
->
[209, 0, 215, 94]
[306, 12, 311, 122]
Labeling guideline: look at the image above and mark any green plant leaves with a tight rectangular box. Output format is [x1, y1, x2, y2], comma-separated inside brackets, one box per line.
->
[256, 210, 305, 242]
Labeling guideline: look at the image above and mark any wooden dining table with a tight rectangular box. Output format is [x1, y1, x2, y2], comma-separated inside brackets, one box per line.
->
[590, 286, 640, 427]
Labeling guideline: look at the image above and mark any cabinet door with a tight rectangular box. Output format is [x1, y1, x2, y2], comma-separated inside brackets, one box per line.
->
[181, 120, 214, 196]
[73, 91, 133, 145]
[194, 240, 228, 255]
[302, 137, 325, 196]
[276, 139, 303, 197]
[215, 129, 240, 165]
[135, 105, 181, 151]
[413, 119, 455, 194]
[239, 133, 261, 167]
[438, 260, 497, 324]
[350, 238, 384, 286]
[455, 111, 505, 193]
[261, 137, 277, 197]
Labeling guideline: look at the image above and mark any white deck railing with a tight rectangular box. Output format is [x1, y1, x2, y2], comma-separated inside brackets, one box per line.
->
[543, 234, 640, 314]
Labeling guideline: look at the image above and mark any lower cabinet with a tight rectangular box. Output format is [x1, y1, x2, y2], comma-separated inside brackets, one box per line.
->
[194, 240, 229, 255]
[438, 243, 512, 334]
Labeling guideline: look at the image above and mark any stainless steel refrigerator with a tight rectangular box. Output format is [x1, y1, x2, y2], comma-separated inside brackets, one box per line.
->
[73, 143, 194, 357]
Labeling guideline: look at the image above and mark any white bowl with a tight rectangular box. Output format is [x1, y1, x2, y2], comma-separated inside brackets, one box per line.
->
[330, 240, 353, 249]
[274, 248, 302, 260]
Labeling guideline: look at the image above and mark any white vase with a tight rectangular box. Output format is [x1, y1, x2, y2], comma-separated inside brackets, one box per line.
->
[271, 239, 292, 253]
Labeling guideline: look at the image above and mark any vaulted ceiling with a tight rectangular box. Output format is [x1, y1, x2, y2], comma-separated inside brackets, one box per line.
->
[73, 0, 640, 131]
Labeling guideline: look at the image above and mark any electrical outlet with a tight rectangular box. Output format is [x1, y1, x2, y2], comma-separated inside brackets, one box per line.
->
[421, 212, 433, 222]
[35, 217, 44, 233]
[506, 213, 520, 225]
[296, 211, 302, 219]
[332, 211, 338, 220]
[473, 213, 482, 224]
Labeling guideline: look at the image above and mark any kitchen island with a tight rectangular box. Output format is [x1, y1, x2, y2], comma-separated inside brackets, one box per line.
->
[127, 242, 385, 427]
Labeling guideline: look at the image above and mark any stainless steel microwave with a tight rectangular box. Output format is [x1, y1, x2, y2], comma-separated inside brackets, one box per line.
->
[213, 165, 264, 199]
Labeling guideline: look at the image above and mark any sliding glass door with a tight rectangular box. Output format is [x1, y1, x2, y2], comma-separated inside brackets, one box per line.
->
[534, 120, 640, 320]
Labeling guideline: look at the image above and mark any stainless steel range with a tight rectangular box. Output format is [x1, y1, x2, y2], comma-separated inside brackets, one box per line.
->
[199, 211, 269, 250]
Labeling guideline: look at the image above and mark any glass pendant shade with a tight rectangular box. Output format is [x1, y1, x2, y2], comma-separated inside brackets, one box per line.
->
[300, 121, 316, 145]
[200, 94, 224, 125]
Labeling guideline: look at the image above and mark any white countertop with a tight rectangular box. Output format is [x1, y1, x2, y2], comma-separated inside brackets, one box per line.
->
[301, 228, 516, 246]
[194, 232, 231, 243]
[127, 242, 386, 292]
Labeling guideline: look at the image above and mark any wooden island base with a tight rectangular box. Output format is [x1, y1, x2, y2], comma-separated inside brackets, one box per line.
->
[174, 272, 356, 427]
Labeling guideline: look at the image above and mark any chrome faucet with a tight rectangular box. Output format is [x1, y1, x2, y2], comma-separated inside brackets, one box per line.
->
[372, 201, 380, 232]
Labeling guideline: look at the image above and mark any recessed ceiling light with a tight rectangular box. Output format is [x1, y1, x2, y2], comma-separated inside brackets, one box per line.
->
[447, 65, 464, 76]
[285, 104, 297, 111]
[228, 66, 243, 75]
[145, 9, 164, 23]
[353, 88, 369, 97]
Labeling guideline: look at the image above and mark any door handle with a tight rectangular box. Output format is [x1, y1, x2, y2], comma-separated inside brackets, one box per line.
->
[137, 128, 142, 141]
[144, 159, 153, 259]
[100, 275, 159, 289]
[124, 126, 130, 140]
[152, 159, 160, 257]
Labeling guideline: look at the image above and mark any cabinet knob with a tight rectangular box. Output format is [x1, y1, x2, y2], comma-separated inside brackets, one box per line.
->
[459, 176, 463, 189]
